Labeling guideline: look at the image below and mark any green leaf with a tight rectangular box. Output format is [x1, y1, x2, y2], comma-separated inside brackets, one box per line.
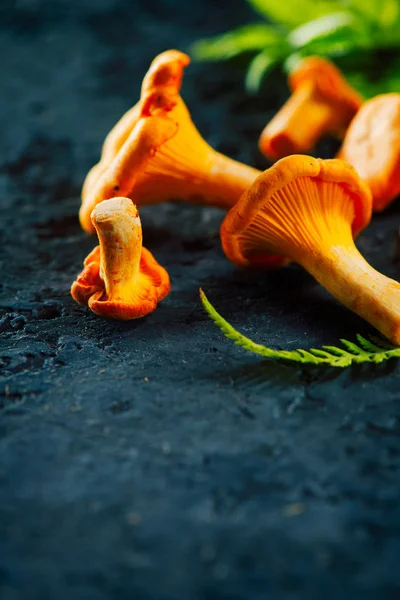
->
[193, 0, 400, 97]
[355, 334, 384, 353]
[246, 0, 341, 28]
[342, 71, 379, 98]
[380, 0, 400, 29]
[245, 49, 281, 93]
[369, 335, 397, 350]
[299, 37, 362, 57]
[345, 61, 400, 99]
[283, 53, 303, 74]
[191, 24, 283, 61]
[200, 289, 400, 368]
[339, 339, 364, 354]
[347, 0, 398, 26]
[287, 11, 356, 48]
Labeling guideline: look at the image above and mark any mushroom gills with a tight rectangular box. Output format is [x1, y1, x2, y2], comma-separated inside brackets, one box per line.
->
[237, 177, 400, 344]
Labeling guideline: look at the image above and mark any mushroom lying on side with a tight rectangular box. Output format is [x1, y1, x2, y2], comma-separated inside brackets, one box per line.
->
[72, 198, 170, 319]
[337, 93, 400, 211]
[221, 155, 400, 344]
[259, 57, 363, 161]
[80, 49, 261, 233]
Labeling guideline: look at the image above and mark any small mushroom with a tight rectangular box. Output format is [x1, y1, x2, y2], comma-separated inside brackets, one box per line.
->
[72, 198, 170, 319]
[259, 57, 363, 161]
[80, 49, 260, 233]
[221, 155, 400, 344]
[337, 93, 400, 211]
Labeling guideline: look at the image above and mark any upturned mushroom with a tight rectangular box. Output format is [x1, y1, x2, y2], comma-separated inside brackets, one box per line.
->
[221, 155, 400, 344]
[80, 49, 260, 233]
[81, 49, 189, 204]
[337, 93, 400, 211]
[72, 197, 170, 319]
[259, 57, 363, 161]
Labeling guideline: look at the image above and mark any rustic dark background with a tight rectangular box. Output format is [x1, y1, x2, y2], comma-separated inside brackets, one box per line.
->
[1, 1, 400, 598]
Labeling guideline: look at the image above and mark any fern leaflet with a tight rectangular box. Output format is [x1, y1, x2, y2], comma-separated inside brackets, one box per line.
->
[200, 289, 400, 368]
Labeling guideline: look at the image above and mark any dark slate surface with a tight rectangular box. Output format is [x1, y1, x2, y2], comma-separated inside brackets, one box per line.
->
[1, 1, 400, 599]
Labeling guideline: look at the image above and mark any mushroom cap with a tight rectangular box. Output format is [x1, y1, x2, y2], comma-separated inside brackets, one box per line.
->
[221, 155, 372, 268]
[140, 50, 190, 117]
[289, 57, 362, 112]
[88, 246, 170, 320]
[338, 93, 400, 211]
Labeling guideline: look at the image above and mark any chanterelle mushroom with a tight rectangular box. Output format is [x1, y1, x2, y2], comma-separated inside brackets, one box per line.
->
[72, 198, 170, 319]
[337, 93, 400, 211]
[81, 50, 188, 205]
[221, 155, 400, 344]
[259, 57, 363, 161]
[80, 49, 261, 233]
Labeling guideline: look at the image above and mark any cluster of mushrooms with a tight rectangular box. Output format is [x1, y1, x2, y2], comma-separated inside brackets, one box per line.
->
[72, 50, 400, 345]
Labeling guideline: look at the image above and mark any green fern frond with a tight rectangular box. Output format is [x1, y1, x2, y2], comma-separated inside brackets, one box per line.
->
[200, 289, 400, 368]
[192, 0, 400, 99]
[191, 24, 283, 61]
[355, 334, 384, 353]
[245, 49, 280, 93]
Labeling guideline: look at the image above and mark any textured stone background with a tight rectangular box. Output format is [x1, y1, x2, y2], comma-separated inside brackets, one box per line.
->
[1, 1, 400, 599]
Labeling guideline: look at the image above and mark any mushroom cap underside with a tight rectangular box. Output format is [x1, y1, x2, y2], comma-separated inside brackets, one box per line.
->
[221, 155, 372, 268]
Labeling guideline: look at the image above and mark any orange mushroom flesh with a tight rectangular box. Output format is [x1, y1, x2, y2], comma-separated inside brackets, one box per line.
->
[72, 198, 170, 320]
[337, 93, 400, 212]
[80, 49, 260, 233]
[81, 49, 188, 203]
[259, 57, 363, 161]
[221, 155, 400, 345]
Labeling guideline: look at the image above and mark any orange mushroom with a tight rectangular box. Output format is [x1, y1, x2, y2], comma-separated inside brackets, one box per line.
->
[80, 49, 260, 233]
[221, 155, 400, 344]
[337, 93, 400, 211]
[72, 197, 170, 319]
[81, 50, 188, 203]
[259, 57, 363, 161]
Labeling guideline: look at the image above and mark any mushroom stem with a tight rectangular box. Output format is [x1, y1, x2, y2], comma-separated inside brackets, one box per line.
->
[83, 106, 260, 228]
[135, 144, 259, 210]
[259, 58, 362, 160]
[139, 146, 259, 210]
[92, 199, 142, 302]
[260, 83, 338, 159]
[208, 153, 260, 210]
[301, 240, 400, 345]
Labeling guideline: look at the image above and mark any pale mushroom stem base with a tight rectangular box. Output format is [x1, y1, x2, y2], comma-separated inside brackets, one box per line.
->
[301, 244, 400, 345]
[95, 205, 142, 301]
